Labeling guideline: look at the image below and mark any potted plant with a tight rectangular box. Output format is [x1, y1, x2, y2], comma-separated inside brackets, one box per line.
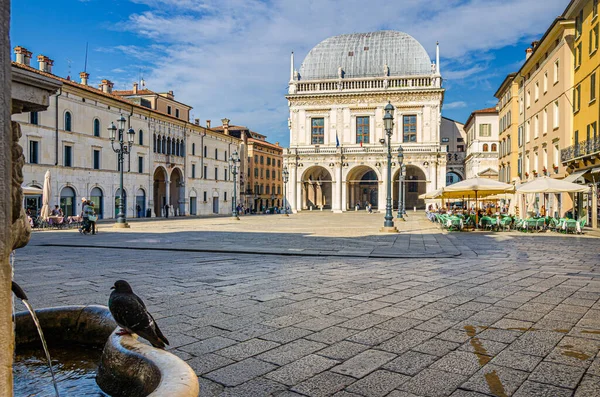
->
[542, 167, 548, 176]
[553, 164, 559, 173]
[532, 170, 538, 177]
[525, 172, 530, 178]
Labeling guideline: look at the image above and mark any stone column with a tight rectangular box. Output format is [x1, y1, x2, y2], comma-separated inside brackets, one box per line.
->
[334, 163, 343, 213]
[164, 180, 170, 216]
[289, 164, 297, 212]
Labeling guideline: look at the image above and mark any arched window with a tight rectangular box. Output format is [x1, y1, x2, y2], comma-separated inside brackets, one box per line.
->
[64, 111, 72, 132]
[192, 143, 196, 156]
[175, 140, 180, 156]
[153, 134, 157, 153]
[166, 137, 171, 155]
[162, 136, 166, 154]
[172, 139, 176, 155]
[93, 118, 100, 137]
[491, 143, 497, 152]
[483, 144, 489, 152]
[138, 130, 144, 146]
[180, 141, 184, 157]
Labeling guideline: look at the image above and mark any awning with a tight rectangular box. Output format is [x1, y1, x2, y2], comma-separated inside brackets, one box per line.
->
[563, 170, 588, 183]
[590, 167, 600, 174]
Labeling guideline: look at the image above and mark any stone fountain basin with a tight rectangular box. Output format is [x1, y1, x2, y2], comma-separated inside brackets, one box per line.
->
[15, 305, 199, 397]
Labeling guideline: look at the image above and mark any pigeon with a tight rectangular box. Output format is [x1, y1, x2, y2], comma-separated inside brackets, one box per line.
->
[108, 280, 169, 349]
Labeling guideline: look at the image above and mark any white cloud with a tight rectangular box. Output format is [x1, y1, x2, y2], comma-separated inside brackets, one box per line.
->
[108, 0, 565, 143]
[444, 101, 468, 110]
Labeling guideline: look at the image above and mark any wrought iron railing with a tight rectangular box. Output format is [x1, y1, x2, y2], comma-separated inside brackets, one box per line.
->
[561, 137, 600, 162]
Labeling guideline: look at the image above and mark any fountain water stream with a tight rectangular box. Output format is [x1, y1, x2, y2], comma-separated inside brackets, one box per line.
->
[12, 281, 60, 397]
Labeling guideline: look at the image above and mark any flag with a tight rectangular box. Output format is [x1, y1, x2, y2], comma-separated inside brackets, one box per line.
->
[336, 133, 340, 147]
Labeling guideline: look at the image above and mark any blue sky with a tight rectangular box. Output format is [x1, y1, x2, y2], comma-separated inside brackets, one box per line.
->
[12, 0, 567, 145]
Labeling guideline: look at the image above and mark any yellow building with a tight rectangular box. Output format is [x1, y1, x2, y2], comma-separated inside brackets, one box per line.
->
[495, 73, 520, 183]
[563, 0, 600, 228]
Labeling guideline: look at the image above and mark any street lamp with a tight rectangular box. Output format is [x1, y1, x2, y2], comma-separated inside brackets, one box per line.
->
[397, 146, 406, 220]
[283, 166, 289, 216]
[381, 102, 397, 232]
[229, 150, 240, 220]
[109, 114, 135, 228]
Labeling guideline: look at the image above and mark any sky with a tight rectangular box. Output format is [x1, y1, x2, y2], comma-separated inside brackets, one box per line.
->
[11, 0, 568, 146]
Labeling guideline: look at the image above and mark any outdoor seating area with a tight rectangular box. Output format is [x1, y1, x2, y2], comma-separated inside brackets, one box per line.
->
[423, 176, 591, 235]
[428, 211, 586, 234]
[30, 215, 83, 231]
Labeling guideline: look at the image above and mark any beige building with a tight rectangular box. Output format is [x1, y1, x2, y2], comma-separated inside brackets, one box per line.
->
[464, 107, 499, 179]
[495, 73, 521, 183]
[285, 31, 446, 212]
[440, 117, 466, 185]
[517, 18, 575, 184]
[12, 46, 240, 219]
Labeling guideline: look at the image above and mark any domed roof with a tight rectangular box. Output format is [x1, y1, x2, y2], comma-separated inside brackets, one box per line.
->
[299, 31, 432, 80]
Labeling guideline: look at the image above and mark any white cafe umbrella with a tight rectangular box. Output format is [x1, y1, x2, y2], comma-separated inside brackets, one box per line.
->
[442, 177, 514, 224]
[22, 185, 43, 195]
[516, 176, 590, 193]
[40, 170, 51, 220]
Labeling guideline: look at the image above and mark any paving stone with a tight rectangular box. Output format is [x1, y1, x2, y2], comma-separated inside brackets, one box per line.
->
[295, 315, 348, 332]
[476, 328, 522, 344]
[430, 351, 482, 376]
[344, 369, 409, 397]
[338, 313, 392, 330]
[304, 326, 358, 344]
[186, 353, 235, 375]
[331, 349, 397, 378]
[291, 371, 356, 397]
[448, 390, 490, 396]
[345, 327, 397, 346]
[179, 336, 238, 356]
[259, 326, 314, 344]
[386, 392, 420, 397]
[458, 338, 507, 357]
[400, 369, 469, 397]
[378, 329, 437, 354]
[383, 350, 438, 376]
[257, 339, 326, 366]
[204, 357, 277, 387]
[265, 354, 339, 385]
[317, 341, 370, 361]
[574, 374, 600, 397]
[512, 381, 573, 397]
[198, 376, 225, 395]
[378, 316, 423, 332]
[460, 364, 529, 397]
[529, 361, 586, 389]
[490, 350, 543, 372]
[216, 338, 280, 360]
[219, 377, 288, 396]
[412, 338, 461, 356]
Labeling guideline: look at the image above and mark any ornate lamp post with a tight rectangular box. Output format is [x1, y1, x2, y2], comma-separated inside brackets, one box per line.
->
[381, 102, 397, 232]
[108, 115, 135, 228]
[397, 145, 405, 221]
[282, 166, 289, 216]
[229, 150, 240, 220]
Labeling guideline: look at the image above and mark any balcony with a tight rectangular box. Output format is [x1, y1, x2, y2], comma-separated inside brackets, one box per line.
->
[286, 144, 446, 156]
[290, 75, 441, 95]
[154, 153, 185, 167]
[561, 137, 600, 163]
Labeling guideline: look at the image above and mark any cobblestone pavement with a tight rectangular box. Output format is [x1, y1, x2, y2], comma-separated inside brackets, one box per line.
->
[13, 213, 600, 396]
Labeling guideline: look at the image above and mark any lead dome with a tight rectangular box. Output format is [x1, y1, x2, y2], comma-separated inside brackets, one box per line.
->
[299, 30, 433, 80]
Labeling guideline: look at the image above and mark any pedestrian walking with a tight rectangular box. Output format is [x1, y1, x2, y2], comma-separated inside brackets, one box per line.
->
[164, 203, 169, 218]
[136, 204, 141, 218]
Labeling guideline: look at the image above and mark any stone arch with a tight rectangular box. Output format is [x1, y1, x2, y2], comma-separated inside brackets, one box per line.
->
[59, 185, 77, 216]
[170, 167, 184, 216]
[153, 166, 168, 216]
[301, 166, 333, 210]
[346, 165, 380, 210]
[90, 186, 104, 219]
[446, 171, 463, 186]
[135, 187, 146, 218]
[404, 165, 427, 209]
